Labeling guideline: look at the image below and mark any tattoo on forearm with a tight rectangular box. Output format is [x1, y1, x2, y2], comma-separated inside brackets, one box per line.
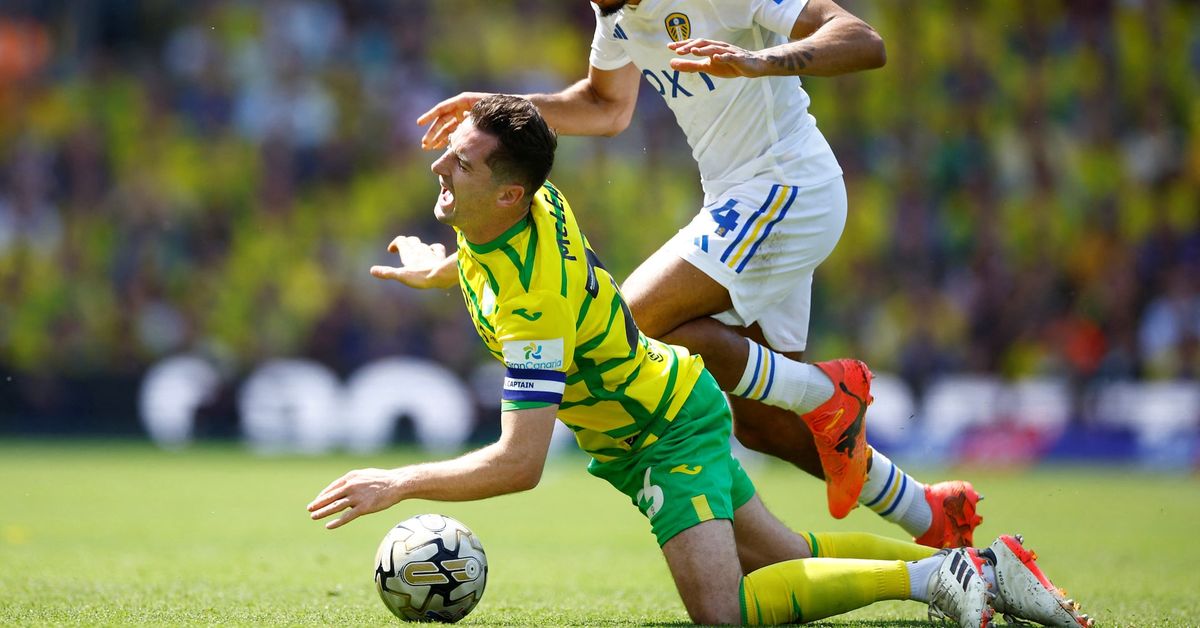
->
[765, 47, 815, 74]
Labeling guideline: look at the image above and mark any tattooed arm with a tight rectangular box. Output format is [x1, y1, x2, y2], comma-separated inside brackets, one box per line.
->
[668, 0, 884, 79]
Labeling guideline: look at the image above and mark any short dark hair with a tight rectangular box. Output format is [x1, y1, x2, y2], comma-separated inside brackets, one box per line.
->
[469, 95, 557, 199]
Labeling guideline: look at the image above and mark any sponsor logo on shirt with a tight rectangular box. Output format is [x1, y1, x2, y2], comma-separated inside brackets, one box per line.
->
[503, 338, 565, 370]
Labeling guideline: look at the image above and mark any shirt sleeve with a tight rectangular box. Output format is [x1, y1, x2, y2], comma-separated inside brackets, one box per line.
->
[495, 291, 576, 411]
[588, 4, 633, 71]
[751, 0, 809, 38]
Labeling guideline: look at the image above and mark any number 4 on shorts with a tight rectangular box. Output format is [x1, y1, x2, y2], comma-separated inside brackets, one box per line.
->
[709, 199, 740, 236]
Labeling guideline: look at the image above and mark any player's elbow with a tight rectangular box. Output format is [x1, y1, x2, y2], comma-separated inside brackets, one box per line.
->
[594, 93, 636, 136]
[601, 105, 634, 137]
[510, 464, 544, 491]
[501, 451, 545, 491]
[863, 29, 886, 69]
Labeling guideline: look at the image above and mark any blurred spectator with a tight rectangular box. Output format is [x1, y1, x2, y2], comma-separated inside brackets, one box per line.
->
[1, 0, 1197, 430]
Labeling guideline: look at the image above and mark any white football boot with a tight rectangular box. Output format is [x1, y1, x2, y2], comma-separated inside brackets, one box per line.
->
[985, 534, 1094, 627]
[928, 547, 994, 627]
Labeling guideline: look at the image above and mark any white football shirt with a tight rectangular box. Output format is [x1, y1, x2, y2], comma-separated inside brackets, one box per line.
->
[590, 0, 843, 200]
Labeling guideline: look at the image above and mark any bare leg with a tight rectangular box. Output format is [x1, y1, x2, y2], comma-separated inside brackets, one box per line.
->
[622, 253, 825, 478]
[621, 245, 734, 337]
[731, 494, 812, 573]
[659, 519, 744, 625]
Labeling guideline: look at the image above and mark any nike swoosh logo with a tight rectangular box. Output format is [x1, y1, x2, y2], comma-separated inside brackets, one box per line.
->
[513, 308, 542, 321]
[670, 464, 703, 475]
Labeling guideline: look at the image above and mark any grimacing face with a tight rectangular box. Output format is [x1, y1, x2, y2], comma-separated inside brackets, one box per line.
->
[429, 118, 501, 230]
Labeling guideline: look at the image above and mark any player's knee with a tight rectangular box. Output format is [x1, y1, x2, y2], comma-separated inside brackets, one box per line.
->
[623, 288, 672, 338]
[684, 599, 740, 626]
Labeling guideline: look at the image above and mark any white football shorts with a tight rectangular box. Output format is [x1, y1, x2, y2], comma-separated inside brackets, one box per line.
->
[665, 176, 847, 352]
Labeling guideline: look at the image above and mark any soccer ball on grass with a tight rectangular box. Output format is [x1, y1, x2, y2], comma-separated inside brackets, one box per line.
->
[374, 513, 488, 623]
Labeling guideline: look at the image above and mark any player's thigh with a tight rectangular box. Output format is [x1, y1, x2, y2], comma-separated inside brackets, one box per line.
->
[622, 245, 732, 339]
[731, 494, 813, 573]
[660, 518, 743, 625]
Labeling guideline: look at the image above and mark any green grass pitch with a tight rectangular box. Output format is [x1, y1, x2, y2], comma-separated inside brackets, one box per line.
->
[1, 441, 1197, 626]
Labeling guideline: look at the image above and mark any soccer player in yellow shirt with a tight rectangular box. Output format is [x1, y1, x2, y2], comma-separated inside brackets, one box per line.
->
[417, 0, 982, 549]
[307, 95, 1090, 627]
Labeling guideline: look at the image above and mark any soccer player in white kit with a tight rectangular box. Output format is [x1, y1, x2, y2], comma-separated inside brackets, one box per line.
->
[417, 0, 982, 548]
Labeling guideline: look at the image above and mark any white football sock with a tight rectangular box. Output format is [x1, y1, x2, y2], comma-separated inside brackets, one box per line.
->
[907, 554, 943, 602]
[860, 449, 933, 538]
[909, 552, 996, 602]
[729, 338, 834, 414]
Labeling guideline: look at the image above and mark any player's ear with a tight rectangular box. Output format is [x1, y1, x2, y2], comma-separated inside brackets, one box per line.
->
[495, 183, 526, 210]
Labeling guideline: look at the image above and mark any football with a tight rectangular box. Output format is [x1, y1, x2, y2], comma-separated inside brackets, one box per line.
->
[374, 514, 488, 623]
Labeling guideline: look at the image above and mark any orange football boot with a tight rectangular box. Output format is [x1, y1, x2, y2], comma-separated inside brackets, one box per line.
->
[915, 480, 984, 548]
[800, 359, 873, 519]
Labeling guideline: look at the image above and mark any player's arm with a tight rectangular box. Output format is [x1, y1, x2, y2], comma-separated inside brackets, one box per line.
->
[669, 0, 885, 78]
[307, 404, 557, 530]
[524, 64, 641, 137]
[370, 235, 458, 290]
[416, 64, 641, 148]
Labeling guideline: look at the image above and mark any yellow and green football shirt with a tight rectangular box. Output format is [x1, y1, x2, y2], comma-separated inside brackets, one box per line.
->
[455, 182, 704, 463]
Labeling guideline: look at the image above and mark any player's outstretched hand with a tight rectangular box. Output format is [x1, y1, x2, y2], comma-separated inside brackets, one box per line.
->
[668, 38, 767, 78]
[307, 468, 402, 530]
[370, 235, 458, 290]
[417, 92, 493, 149]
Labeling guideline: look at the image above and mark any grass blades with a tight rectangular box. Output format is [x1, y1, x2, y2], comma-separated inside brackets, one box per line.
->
[1, 441, 1197, 626]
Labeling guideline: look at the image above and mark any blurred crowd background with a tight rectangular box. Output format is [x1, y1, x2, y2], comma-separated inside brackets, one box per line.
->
[1, 1, 1197, 445]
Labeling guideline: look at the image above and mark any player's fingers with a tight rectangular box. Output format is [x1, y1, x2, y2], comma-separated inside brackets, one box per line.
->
[670, 38, 715, 53]
[371, 265, 415, 281]
[307, 486, 346, 512]
[310, 497, 352, 520]
[396, 237, 431, 264]
[668, 38, 703, 49]
[415, 95, 468, 126]
[388, 235, 410, 254]
[420, 120, 452, 149]
[678, 43, 728, 58]
[326, 507, 359, 530]
[312, 476, 348, 501]
[424, 112, 465, 148]
[422, 116, 461, 150]
[390, 235, 415, 255]
[669, 58, 711, 73]
[415, 102, 447, 126]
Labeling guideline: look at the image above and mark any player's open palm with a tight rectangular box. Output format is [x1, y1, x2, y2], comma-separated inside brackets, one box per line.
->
[307, 468, 403, 530]
[371, 235, 458, 290]
[668, 38, 768, 78]
[417, 92, 493, 149]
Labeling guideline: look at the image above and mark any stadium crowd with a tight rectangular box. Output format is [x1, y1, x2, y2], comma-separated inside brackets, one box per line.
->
[1, 1, 1197, 429]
